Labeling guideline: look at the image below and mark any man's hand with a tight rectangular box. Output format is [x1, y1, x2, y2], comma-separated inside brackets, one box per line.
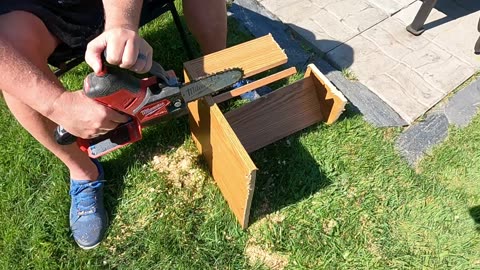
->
[49, 91, 130, 139]
[85, 27, 153, 74]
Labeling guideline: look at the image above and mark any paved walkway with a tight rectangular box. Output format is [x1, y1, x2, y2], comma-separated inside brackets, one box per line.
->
[256, 0, 480, 124]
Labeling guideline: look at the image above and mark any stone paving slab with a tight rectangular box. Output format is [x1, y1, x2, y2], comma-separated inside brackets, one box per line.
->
[445, 79, 480, 127]
[394, 1, 480, 68]
[396, 76, 480, 166]
[260, 0, 388, 53]
[327, 1, 478, 124]
[258, 0, 480, 124]
[396, 112, 449, 166]
[287, 9, 358, 53]
[328, 18, 474, 123]
[367, 0, 416, 15]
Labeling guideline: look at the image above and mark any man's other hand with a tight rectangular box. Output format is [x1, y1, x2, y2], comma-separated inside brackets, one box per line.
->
[85, 27, 153, 74]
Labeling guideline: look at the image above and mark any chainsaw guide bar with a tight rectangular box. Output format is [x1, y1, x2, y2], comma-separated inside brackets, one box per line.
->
[180, 68, 244, 102]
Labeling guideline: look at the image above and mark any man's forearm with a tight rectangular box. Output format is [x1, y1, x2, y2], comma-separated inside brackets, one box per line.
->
[102, 0, 143, 31]
[0, 38, 64, 118]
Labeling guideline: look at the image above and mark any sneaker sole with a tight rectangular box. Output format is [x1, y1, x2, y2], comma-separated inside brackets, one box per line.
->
[76, 241, 101, 250]
[74, 213, 109, 250]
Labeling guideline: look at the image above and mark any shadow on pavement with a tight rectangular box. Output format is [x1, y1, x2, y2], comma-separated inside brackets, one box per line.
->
[423, 0, 480, 32]
[228, 1, 354, 72]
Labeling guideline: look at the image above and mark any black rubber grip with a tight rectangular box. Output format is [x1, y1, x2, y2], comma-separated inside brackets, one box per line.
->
[84, 68, 141, 98]
[54, 126, 77, 145]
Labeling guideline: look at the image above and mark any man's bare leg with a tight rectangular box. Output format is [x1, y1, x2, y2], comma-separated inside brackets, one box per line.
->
[183, 0, 227, 54]
[0, 11, 98, 180]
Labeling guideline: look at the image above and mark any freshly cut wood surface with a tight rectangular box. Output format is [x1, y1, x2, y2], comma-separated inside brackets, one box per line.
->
[225, 64, 347, 153]
[183, 34, 287, 80]
[188, 98, 257, 228]
[213, 67, 297, 103]
[305, 64, 347, 124]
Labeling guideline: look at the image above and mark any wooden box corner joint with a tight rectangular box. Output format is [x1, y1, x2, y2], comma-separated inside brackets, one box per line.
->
[183, 34, 347, 229]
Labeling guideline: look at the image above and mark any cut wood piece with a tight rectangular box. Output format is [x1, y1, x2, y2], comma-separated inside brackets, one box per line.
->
[183, 34, 287, 80]
[225, 63, 347, 153]
[213, 67, 297, 104]
[188, 98, 258, 228]
[305, 64, 348, 124]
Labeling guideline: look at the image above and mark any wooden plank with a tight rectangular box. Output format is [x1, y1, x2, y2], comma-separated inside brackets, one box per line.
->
[187, 98, 257, 228]
[213, 67, 297, 104]
[183, 34, 287, 80]
[224, 77, 323, 153]
[225, 63, 347, 153]
[305, 64, 347, 124]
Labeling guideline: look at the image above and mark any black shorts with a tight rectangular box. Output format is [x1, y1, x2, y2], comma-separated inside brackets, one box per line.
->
[1, 0, 123, 67]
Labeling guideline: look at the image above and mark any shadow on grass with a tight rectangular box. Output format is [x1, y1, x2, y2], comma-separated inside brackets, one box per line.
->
[248, 132, 332, 224]
[247, 107, 356, 225]
[468, 205, 480, 231]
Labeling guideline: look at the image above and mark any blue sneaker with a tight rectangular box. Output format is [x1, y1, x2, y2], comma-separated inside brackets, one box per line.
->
[69, 159, 108, 249]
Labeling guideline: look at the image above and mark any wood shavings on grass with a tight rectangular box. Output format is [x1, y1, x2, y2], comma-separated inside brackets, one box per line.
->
[245, 212, 289, 269]
[322, 219, 338, 235]
[245, 240, 289, 270]
[151, 145, 208, 200]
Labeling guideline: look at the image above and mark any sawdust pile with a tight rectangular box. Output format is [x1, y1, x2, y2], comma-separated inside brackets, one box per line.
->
[245, 212, 289, 269]
[151, 145, 207, 199]
[245, 241, 289, 270]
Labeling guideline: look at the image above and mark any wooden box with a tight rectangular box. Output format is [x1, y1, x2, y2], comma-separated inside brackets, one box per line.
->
[183, 35, 347, 228]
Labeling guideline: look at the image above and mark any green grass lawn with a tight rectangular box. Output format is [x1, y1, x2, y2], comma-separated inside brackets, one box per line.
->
[1, 5, 480, 270]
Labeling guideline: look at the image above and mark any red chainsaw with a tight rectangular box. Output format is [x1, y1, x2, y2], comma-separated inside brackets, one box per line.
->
[54, 61, 243, 158]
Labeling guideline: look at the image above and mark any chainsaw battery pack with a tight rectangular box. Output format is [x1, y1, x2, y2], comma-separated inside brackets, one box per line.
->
[77, 119, 142, 158]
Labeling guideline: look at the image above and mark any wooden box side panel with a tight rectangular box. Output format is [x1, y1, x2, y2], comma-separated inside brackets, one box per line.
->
[224, 77, 325, 153]
[183, 34, 287, 79]
[188, 98, 257, 228]
[305, 64, 347, 124]
[224, 64, 347, 153]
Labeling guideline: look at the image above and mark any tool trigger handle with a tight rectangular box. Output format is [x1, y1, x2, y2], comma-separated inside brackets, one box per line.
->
[150, 61, 178, 86]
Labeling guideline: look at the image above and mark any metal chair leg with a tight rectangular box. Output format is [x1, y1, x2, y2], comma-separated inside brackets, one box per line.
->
[167, 0, 194, 60]
[475, 17, 480, 54]
[406, 0, 438, 36]
[54, 57, 85, 77]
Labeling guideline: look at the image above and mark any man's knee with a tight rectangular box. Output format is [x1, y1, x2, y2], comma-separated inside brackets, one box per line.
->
[0, 11, 59, 62]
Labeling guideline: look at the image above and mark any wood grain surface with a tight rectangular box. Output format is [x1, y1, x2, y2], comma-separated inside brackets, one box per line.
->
[183, 34, 287, 79]
[225, 64, 347, 153]
[187, 97, 257, 228]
